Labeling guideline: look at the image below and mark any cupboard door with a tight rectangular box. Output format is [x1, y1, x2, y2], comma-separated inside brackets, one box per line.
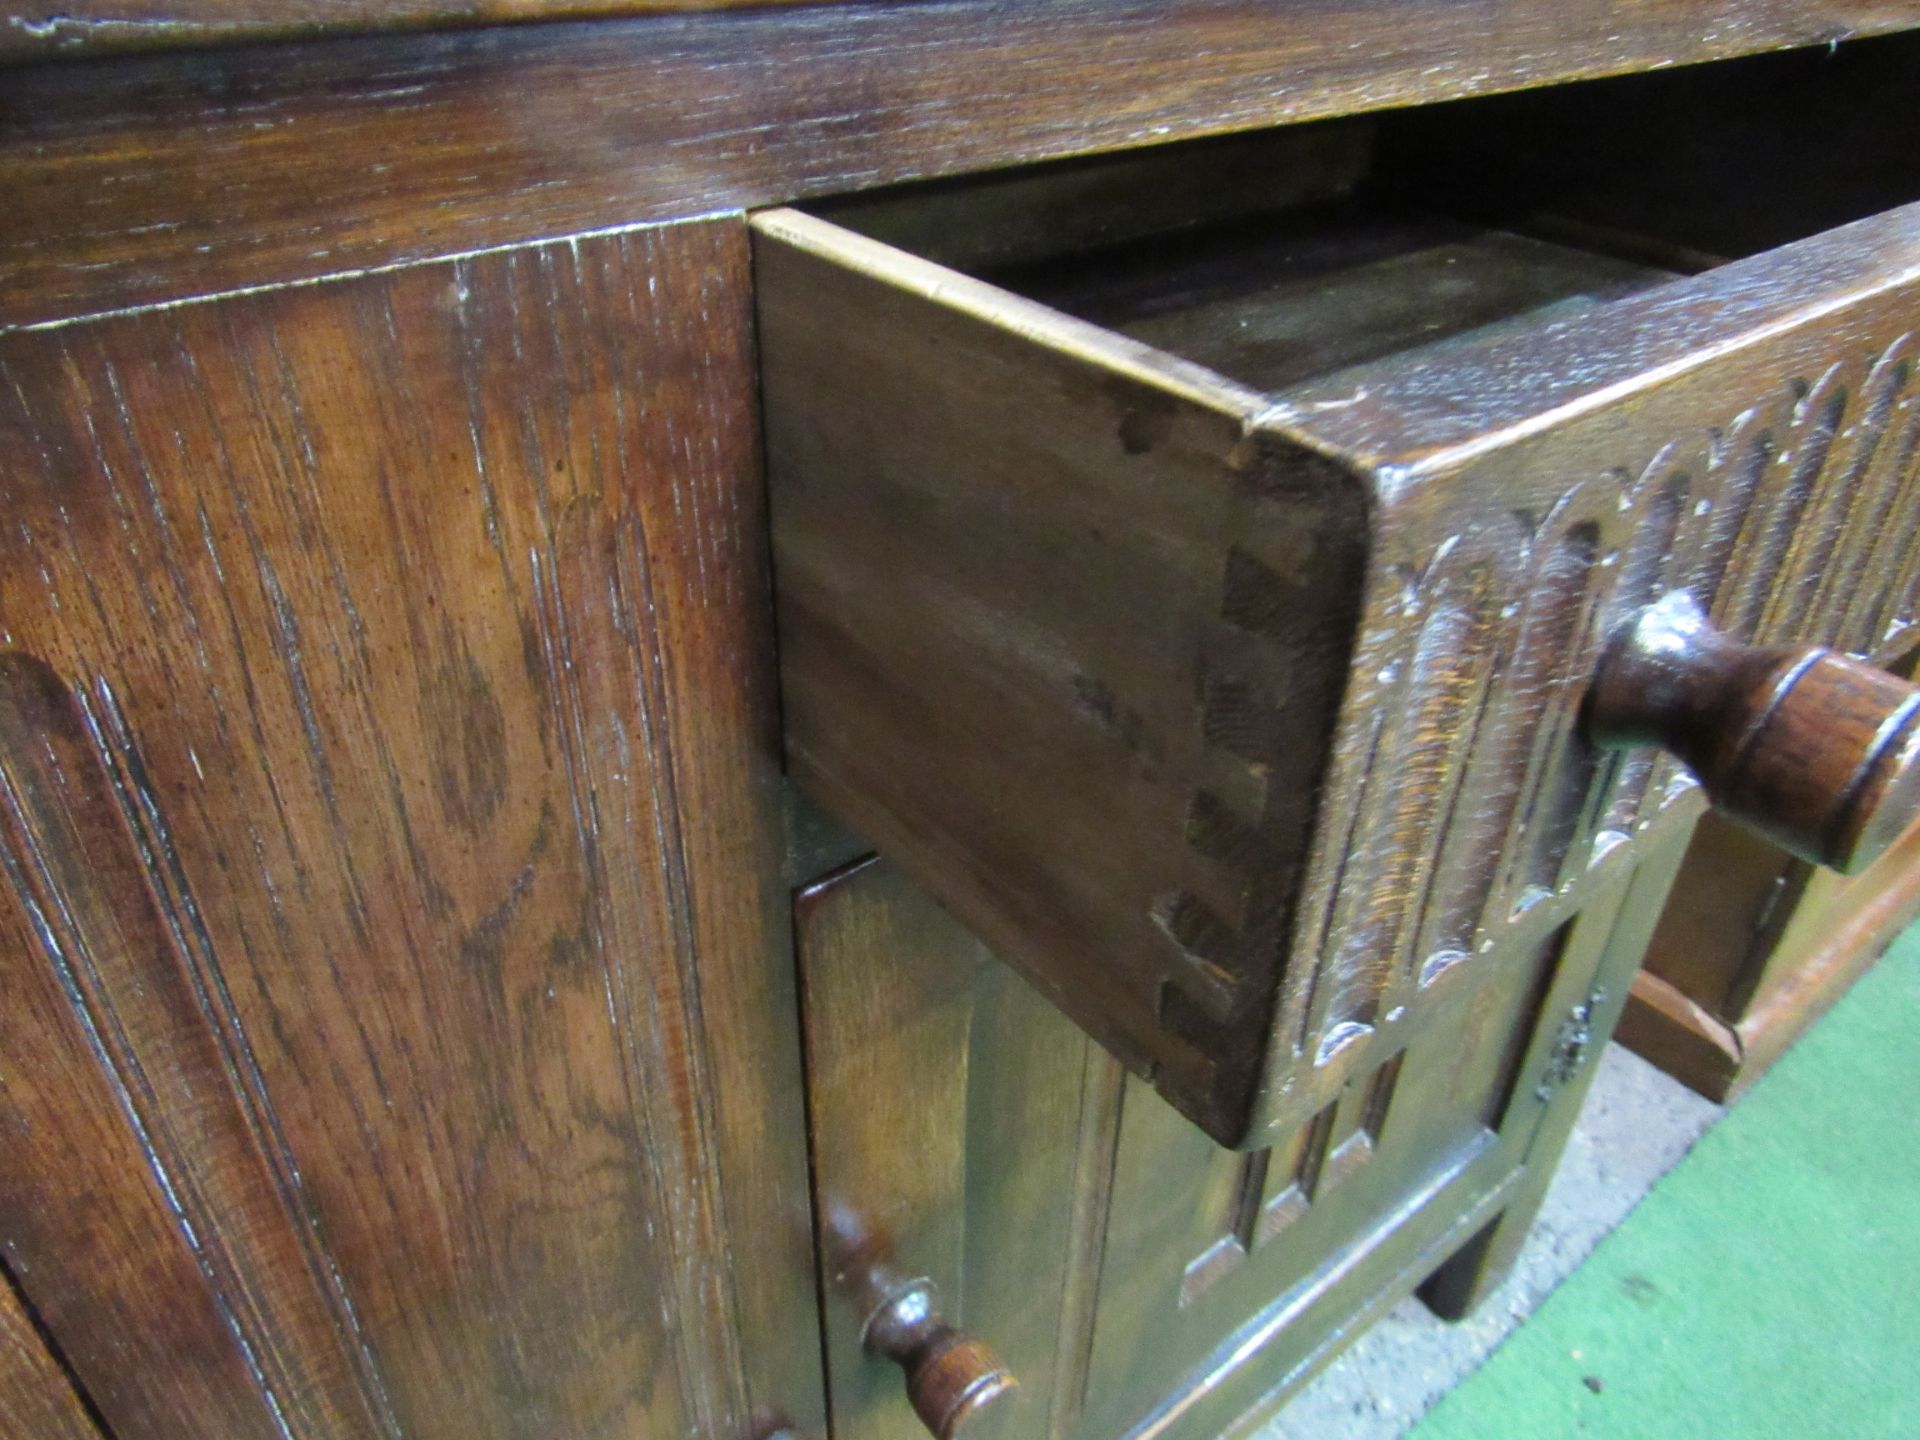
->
[797, 857, 1106, 1440]
[797, 849, 1668, 1440]
[0, 217, 819, 1440]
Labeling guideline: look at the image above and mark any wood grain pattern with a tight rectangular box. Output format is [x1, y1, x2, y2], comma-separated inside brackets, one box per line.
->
[0, 1269, 100, 1440]
[0, 650, 398, 1439]
[0, 216, 822, 1439]
[7, 0, 1920, 327]
[758, 202, 1370, 1142]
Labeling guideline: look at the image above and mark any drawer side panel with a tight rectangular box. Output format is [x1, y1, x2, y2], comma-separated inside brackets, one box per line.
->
[756, 213, 1372, 1144]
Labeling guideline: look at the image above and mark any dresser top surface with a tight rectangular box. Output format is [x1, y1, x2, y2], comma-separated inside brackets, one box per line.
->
[5, 0, 1919, 330]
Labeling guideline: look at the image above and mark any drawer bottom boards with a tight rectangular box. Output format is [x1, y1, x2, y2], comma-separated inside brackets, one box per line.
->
[796, 824, 1691, 1440]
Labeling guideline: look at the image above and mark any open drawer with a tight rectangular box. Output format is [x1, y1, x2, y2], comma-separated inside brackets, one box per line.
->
[755, 38, 1920, 1147]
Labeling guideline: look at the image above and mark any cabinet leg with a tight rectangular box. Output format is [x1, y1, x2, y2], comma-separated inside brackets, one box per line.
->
[1420, 824, 1694, 1321]
[1418, 1168, 1549, 1320]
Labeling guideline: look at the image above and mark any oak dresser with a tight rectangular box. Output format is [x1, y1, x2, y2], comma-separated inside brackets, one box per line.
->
[4, 7, 1919, 1439]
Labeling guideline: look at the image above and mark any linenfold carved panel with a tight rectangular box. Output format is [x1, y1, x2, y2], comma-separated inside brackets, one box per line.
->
[1267, 324, 1920, 1105]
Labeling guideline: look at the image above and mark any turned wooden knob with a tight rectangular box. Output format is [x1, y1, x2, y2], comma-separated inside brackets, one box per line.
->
[1588, 591, 1920, 874]
[861, 1278, 1017, 1439]
[823, 1203, 1018, 1437]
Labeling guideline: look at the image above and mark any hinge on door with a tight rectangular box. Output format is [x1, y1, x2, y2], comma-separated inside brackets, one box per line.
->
[1536, 988, 1605, 1101]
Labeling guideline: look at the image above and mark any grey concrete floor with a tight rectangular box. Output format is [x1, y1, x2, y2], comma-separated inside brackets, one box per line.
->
[1256, 1043, 1723, 1440]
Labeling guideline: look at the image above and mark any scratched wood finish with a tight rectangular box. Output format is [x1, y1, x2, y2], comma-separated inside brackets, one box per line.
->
[796, 841, 1685, 1439]
[758, 46, 1920, 1145]
[7, 1, 1920, 328]
[0, 1273, 100, 1440]
[0, 0, 834, 62]
[0, 651, 398, 1439]
[0, 217, 821, 1440]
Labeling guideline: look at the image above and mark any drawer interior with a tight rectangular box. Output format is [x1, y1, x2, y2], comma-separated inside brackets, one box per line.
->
[815, 30, 1920, 398]
[977, 204, 1674, 395]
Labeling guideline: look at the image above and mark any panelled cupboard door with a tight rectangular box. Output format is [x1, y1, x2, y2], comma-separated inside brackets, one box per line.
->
[0, 216, 821, 1440]
[797, 851, 1664, 1440]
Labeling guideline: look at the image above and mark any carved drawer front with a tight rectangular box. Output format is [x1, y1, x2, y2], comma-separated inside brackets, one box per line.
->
[756, 46, 1920, 1147]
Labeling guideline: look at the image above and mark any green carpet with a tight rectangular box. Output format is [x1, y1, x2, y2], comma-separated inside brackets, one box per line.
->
[1412, 923, 1920, 1439]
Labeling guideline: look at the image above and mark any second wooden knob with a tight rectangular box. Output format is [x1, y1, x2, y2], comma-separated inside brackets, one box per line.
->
[1587, 591, 1920, 874]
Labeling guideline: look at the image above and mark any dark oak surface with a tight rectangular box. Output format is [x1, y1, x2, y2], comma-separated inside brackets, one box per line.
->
[0, 1271, 100, 1440]
[7, 15, 1920, 1440]
[0, 0, 830, 63]
[1210, 188, 1920, 1137]
[0, 216, 821, 1439]
[7, 0, 1920, 328]
[0, 650, 395, 1439]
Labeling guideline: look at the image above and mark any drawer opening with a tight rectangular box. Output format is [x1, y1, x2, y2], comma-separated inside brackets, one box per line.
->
[812, 30, 1920, 400]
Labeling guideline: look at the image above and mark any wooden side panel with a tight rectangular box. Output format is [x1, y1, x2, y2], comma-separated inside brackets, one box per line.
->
[0, 1273, 100, 1440]
[0, 217, 821, 1440]
[0, 654, 395, 1439]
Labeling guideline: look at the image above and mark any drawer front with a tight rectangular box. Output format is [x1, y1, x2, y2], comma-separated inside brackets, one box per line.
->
[756, 58, 1920, 1147]
[1269, 203, 1920, 1123]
